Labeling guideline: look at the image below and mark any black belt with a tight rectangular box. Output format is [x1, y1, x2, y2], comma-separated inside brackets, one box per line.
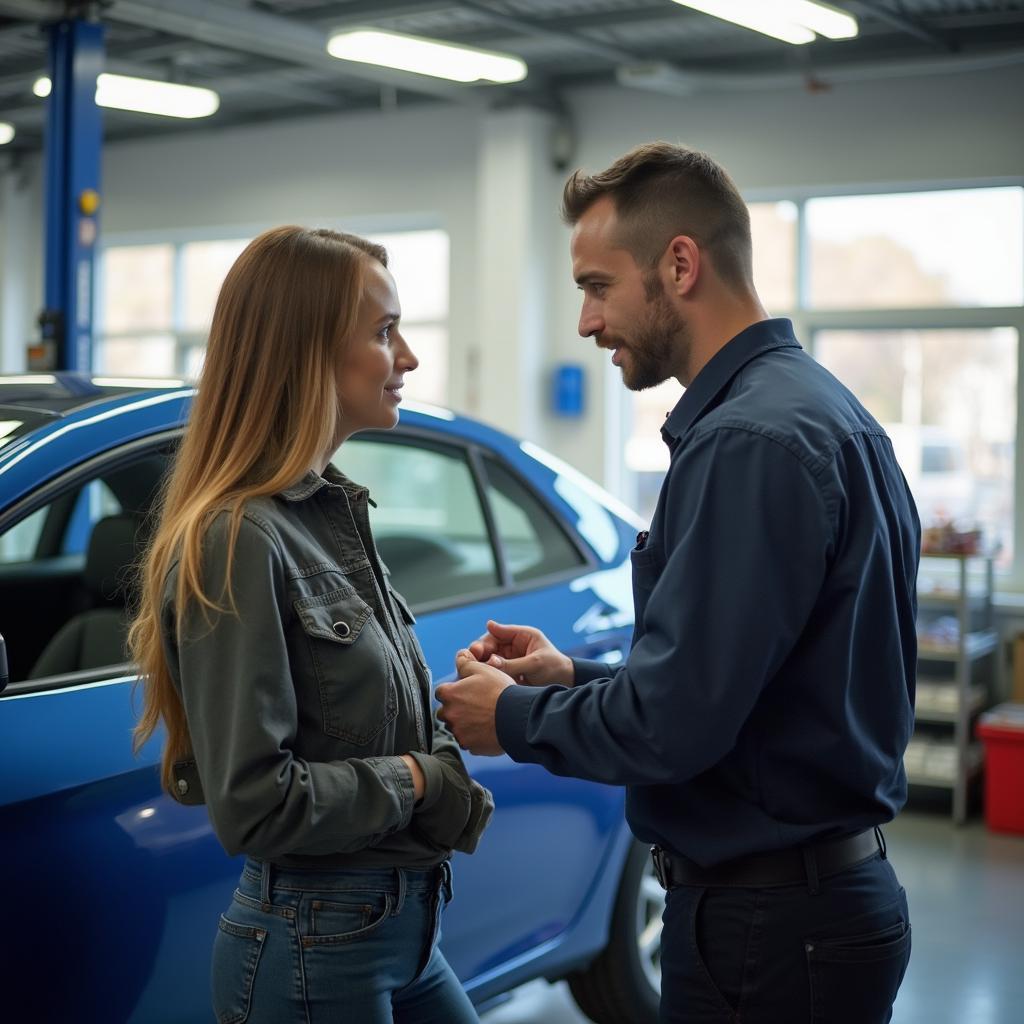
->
[651, 828, 885, 890]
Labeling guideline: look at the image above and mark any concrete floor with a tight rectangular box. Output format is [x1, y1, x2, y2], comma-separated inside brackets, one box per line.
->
[481, 811, 1024, 1024]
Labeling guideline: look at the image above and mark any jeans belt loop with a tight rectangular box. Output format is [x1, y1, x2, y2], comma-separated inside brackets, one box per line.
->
[392, 866, 407, 917]
[441, 859, 454, 902]
[259, 860, 273, 908]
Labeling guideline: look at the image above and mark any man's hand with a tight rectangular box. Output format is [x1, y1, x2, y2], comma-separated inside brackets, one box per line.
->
[435, 651, 514, 756]
[468, 620, 575, 686]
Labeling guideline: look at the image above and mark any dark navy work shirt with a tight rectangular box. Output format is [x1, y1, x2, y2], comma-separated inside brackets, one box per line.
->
[496, 319, 920, 867]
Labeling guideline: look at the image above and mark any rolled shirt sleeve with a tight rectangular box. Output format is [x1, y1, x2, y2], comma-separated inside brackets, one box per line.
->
[496, 427, 833, 786]
[162, 512, 416, 860]
[409, 711, 495, 854]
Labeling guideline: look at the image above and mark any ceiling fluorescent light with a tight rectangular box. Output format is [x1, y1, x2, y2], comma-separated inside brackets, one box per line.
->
[96, 74, 219, 118]
[0, 122, 14, 145]
[784, 1, 858, 39]
[671, 1, 858, 42]
[327, 28, 527, 84]
[669, 1, 815, 45]
[33, 74, 219, 118]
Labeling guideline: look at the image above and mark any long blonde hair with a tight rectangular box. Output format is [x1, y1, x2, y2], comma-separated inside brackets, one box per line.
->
[129, 226, 387, 792]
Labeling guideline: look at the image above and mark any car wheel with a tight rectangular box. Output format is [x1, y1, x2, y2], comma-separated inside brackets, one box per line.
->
[567, 839, 663, 1024]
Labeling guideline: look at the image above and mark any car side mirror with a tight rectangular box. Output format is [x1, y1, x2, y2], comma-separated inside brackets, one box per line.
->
[0, 633, 8, 693]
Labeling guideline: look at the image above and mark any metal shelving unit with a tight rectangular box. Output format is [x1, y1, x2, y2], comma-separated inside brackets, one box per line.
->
[911, 553, 996, 824]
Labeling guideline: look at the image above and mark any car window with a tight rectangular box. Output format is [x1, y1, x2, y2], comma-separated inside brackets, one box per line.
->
[62, 480, 123, 556]
[0, 446, 172, 687]
[334, 438, 500, 608]
[482, 457, 586, 583]
[0, 506, 47, 564]
[0, 479, 123, 566]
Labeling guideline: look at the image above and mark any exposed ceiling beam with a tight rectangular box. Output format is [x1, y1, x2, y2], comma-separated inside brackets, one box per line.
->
[105, 0, 503, 105]
[0, 0, 61, 18]
[1, 58, 378, 125]
[0, 101, 36, 121]
[843, 1, 953, 50]
[0, 21, 44, 48]
[615, 45, 1024, 97]
[934, 11, 1024, 31]
[303, 0, 459, 28]
[455, 0, 644, 63]
[101, 96, 433, 146]
[199, 69, 353, 109]
[0, 0, 499, 106]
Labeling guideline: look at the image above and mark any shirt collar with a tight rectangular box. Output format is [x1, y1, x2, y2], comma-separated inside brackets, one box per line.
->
[662, 318, 801, 443]
[279, 462, 374, 504]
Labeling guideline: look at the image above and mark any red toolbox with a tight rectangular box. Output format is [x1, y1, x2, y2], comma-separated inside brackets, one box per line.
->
[976, 704, 1024, 835]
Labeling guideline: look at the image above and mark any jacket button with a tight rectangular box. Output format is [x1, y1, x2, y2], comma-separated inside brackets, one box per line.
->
[176, 778, 189, 795]
[333, 621, 351, 638]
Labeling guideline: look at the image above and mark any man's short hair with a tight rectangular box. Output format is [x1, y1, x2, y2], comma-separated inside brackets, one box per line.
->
[562, 142, 753, 290]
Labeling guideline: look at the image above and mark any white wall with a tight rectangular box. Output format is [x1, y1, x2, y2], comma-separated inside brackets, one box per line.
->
[568, 65, 1024, 192]
[2, 63, 1023, 485]
[0, 155, 43, 374]
[101, 102, 483, 415]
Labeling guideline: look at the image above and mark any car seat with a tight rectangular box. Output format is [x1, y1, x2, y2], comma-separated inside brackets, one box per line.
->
[28, 514, 145, 679]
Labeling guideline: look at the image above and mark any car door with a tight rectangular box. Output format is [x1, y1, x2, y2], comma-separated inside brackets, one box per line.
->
[0, 434, 233, 1024]
[334, 432, 633, 987]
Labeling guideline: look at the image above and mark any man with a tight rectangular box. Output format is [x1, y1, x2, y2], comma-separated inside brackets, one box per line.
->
[437, 142, 919, 1023]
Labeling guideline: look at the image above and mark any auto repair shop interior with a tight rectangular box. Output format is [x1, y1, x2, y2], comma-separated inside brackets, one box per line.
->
[1, 2, 1023, 1023]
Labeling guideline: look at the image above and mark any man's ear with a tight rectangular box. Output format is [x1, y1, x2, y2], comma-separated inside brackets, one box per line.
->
[665, 235, 700, 298]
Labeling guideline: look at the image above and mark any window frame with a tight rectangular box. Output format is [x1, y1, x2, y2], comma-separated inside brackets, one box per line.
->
[477, 450, 590, 586]
[96, 217, 452, 390]
[803, 313, 1024, 588]
[0, 430, 181, 698]
[348, 427, 598, 615]
[616, 178, 1024, 591]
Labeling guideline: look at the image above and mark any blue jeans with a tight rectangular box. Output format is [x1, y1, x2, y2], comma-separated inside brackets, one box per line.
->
[210, 857, 478, 1024]
[660, 851, 911, 1023]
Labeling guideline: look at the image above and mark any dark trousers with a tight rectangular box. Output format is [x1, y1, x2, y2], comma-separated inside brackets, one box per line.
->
[660, 851, 911, 1023]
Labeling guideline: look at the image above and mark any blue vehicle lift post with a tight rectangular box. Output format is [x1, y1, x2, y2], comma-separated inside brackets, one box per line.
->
[31, 12, 104, 374]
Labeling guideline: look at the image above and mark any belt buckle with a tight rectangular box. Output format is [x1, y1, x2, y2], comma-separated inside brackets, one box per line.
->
[651, 846, 669, 890]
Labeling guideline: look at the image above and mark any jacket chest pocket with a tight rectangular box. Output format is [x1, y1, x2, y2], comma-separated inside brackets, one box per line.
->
[294, 587, 398, 745]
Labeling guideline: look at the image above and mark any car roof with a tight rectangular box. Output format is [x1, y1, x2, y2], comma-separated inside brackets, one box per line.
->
[0, 373, 495, 444]
[0, 372, 522, 496]
[0, 372, 187, 415]
[0, 374, 193, 455]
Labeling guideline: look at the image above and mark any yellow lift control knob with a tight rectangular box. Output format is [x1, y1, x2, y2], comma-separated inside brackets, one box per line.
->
[79, 189, 101, 215]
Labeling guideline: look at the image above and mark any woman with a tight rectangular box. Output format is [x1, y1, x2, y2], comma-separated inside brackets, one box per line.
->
[130, 226, 492, 1024]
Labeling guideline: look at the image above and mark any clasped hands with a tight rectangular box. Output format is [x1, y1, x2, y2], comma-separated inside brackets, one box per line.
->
[434, 620, 574, 756]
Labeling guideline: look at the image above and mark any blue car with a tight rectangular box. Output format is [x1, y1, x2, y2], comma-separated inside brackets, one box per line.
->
[0, 374, 664, 1024]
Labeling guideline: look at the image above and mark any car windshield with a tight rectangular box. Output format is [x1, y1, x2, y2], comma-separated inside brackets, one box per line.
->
[0, 409, 56, 452]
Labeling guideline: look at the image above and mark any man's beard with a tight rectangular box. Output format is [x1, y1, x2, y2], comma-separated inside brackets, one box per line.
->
[618, 282, 690, 392]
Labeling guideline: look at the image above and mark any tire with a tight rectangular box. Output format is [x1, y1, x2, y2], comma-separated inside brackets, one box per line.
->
[567, 840, 663, 1024]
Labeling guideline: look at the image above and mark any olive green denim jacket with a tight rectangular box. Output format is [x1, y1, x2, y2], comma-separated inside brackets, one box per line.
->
[160, 463, 493, 869]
